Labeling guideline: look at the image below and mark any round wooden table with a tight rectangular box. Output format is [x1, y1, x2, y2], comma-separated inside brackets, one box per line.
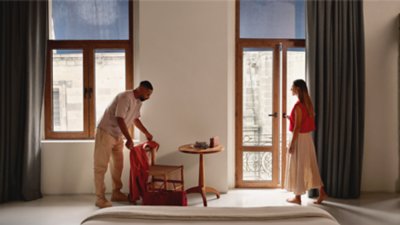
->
[179, 144, 224, 207]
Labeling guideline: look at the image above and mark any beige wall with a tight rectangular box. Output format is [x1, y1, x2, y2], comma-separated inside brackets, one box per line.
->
[41, 0, 400, 195]
[135, 0, 234, 192]
[362, 0, 400, 192]
[41, 0, 235, 194]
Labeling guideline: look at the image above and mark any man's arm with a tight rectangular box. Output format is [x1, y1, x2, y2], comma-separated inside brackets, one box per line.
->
[134, 118, 153, 141]
[116, 117, 134, 149]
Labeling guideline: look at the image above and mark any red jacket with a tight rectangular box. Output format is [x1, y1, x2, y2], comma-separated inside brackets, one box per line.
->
[128, 141, 159, 203]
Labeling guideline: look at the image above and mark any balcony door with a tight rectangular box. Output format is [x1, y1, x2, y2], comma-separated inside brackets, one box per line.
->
[235, 40, 305, 188]
[235, 0, 306, 188]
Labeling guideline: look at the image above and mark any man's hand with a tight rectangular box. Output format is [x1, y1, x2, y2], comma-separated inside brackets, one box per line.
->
[133, 118, 153, 142]
[125, 139, 134, 150]
[145, 132, 153, 141]
[117, 117, 135, 150]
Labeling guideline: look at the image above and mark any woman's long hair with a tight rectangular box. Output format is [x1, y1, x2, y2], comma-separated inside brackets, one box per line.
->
[293, 79, 315, 118]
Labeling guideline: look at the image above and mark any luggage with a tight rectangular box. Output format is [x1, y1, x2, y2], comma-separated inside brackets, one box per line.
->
[142, 189, 187, 206]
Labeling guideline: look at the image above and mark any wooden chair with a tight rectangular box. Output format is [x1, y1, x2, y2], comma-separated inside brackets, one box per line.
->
[145, 144, 184, 191]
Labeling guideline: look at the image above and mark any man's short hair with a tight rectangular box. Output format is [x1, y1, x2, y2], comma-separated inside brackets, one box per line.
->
[140, 80, 153, 90]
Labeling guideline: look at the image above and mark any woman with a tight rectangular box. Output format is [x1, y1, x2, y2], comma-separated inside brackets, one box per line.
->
[285, 79, 327, 205]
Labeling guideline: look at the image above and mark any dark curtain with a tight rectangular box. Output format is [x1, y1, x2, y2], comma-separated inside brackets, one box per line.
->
[306, 0, 365, 198]
[0, 1, 48, 202]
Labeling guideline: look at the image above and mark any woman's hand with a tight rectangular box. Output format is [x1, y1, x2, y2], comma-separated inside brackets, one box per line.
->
[288, 142, 295, 154]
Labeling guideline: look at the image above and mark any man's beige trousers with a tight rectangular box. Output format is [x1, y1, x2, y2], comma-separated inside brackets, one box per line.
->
[94, 128, 124, 199]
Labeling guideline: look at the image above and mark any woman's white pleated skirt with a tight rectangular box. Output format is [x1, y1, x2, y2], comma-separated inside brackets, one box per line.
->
[284, 132, 323, 195]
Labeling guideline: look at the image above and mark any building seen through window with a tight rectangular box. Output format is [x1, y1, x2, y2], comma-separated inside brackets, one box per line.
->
[45, 0, 132, 139]
[237, 0, 306, 187]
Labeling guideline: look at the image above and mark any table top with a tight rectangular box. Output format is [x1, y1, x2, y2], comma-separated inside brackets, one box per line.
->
[178, 144, 224, 154]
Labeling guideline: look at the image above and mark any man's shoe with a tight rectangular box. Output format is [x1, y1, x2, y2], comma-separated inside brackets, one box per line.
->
[111, 191, 128, 202]
[95, 198, 112, 208]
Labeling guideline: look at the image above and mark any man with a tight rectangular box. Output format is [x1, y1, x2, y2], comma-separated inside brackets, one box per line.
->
[94, 80, 154, 208]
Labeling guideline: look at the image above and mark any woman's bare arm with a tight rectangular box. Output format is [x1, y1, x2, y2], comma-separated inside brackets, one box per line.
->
[289, 106, 302, 154]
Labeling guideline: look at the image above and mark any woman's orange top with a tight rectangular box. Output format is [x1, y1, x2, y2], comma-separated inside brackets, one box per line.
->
[289, 101, 315, 133]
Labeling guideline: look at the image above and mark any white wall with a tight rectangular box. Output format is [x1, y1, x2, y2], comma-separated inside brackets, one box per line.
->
[42, 142, 91, 194]
[362, 0, 400, 192]
[42, 0, 400, 195]
[41, 140, 134, 194]
[41, 0, 235, 194]
[136, 0, 234, 192]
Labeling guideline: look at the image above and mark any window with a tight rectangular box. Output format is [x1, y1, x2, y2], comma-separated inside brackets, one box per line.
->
[45, 0, 133, 139]
[52, 88, 61, 127]
[239, 0, 305, 39]
[236, 0, 306, 188]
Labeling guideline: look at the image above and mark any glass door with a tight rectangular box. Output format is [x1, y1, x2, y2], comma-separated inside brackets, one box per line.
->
[235, 0, 306, 188]
[236, 44, 281, 187]
[280, 47, 306, 186]
[236, 41, 305, 188]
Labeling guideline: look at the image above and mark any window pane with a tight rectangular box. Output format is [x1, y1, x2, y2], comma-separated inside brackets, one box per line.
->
[95, 50, 126, 125]
[286, 48, 305, 141]
[49, 0, 129, 40]
[52, 49, 84, 132]
[243, 151, 272, 181]
[240, 0, 305, 39]
[243, 48, 273, 146]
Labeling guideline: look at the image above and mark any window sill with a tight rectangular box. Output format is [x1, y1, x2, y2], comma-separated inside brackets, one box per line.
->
[41, 139, 95, 143]
[41, 139, 140, 144]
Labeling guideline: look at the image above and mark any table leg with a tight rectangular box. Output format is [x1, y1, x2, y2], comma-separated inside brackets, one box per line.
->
[185, 154, 220, 206]
[198, 154, 207, 206]
[186, 186, 208, 206]
[205, 186, 220, 199]
[199, 154, 204, 186]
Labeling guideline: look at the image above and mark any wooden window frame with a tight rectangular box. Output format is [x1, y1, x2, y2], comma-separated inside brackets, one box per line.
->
[235, 0, 306, 188]
[44, 1, 133, 139]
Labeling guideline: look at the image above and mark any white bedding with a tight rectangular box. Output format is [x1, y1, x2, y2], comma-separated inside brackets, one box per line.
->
[81, 206, 339, 225]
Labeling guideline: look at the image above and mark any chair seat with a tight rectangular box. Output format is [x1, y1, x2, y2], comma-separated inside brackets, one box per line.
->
[148, 164, 184, 191]
[149, 165, 183, 176]
[144, 143, 184, 192]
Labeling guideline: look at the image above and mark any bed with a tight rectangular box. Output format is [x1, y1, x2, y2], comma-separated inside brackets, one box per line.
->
[81, 205, 339, 225]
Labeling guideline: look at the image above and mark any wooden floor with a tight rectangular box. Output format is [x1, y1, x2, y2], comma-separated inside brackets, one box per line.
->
[0, 189, 399, 225]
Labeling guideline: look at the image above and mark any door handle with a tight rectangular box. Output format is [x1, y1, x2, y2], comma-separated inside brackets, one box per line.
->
[268, 112, 278, 118]
[84, 88, 89, 98]
[84, 87, 93, 98]
[88, 88, 93, 98]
